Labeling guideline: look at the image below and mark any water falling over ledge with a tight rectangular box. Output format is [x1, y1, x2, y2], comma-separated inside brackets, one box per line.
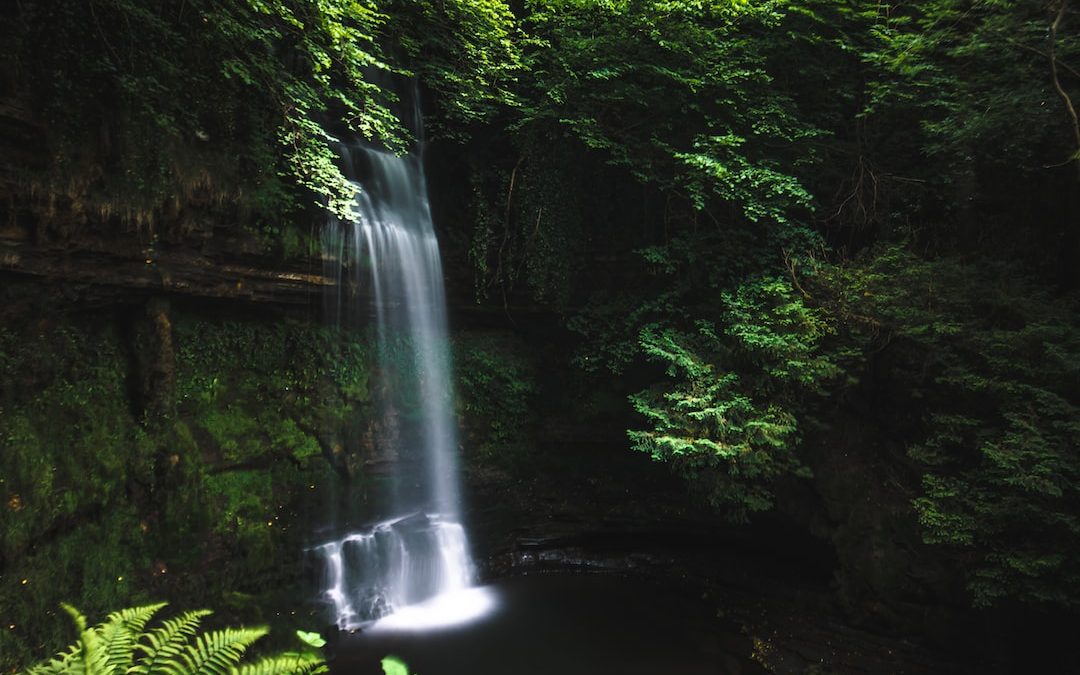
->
[314, 513, 475, 630]
[313, 123, 478, 629]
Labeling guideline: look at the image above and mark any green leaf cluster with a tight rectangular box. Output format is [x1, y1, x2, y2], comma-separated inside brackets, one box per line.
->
[628, 275, 837, 520]
[818, 247, 1080, 607]
[0, 324, 149, 563]
[380, 656, 413, 675]
[22, 602, 324, 675]
[0, 312, 362, 669]
[384, 0, 523, 135]
[455, 333, 539, 457]
[465, 0, 820, 306]
[2, 0, 403, 228]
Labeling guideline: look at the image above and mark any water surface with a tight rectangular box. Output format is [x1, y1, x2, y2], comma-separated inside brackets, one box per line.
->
[332, 572, 760, 675]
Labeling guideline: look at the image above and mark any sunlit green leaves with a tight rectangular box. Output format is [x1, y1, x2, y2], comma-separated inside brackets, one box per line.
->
[628, 276, 835, 520]
[294, 631, 326, 649]
[380, 656, 411, 675]
[387, 0, 522, 133]
[5, 0, 408, 227]
[23, 603, 325, 675]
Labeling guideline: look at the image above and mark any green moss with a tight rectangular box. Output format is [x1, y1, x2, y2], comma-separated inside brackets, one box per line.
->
[271, 419, 322, 463]
[0, 312, 379, 671]
[0, 507, 150, 670]
[198, 408, 258, 462]
[454, 333, 538, 458]
[204, 470, 276, 567]
[0, 323, 146, 561]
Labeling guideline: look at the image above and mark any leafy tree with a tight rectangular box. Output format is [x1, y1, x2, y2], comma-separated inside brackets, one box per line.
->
[854, 0, 1080, 265]
[864, 0, 1079, 175]
[466, 0, 821, 306]
[2, 0, 403, 228]
[815, 247, 1080, 607]
[383, 0, 523, 137]
[629, 276, 839, 520]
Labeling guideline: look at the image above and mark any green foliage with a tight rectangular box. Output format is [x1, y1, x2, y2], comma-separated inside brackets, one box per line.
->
[518, 0, 812, 209]
[174, 315, 370, 445]
[0, 323, 148, 562]
[167, 316, 370, 583]
[466, 0, 821, 306]
[629, 275, 837, 520]
[803, 0, 1080, 251]
[21, 602, 324, 675]
[294, 631, 325, 649]
[862, 0, 1078, 172]
[385, 0, 523, 135]
[3, 0, 404, 227]
[0, 508, 151, 671]
[818, 247, 1080, 607]
[380, 656, 412, 675]
[454, 333, 538, 457]
[467, 140, 590, 305]
[0, 313, 366, 670]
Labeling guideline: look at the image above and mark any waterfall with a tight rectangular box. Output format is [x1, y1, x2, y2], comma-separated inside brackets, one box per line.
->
[313, 112, 474, 629]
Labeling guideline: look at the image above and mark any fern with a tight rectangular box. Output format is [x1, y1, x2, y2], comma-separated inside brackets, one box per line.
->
[102, 602, 167, 672]
[20, 603, 326, 675]
[234, 652, 326, 675]
[176, 627, 268, 675]
[131, 609, 214, 675]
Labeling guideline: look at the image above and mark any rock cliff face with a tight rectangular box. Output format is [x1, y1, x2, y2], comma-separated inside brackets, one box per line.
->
[0, 224, 335, 308]
[0, 95, 337, 310]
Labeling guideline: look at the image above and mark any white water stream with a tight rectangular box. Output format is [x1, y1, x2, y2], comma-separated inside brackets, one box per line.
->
[314, 120, 475, 630]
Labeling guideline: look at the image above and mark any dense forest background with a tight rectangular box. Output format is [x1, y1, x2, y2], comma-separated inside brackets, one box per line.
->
[1, 0, 1078, 671]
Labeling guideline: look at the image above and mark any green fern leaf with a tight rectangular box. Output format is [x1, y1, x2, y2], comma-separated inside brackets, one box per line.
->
[231, 652, 327, 675]
[23, 603, 323, 675]
[24, 646, 83, 675]
[178, 627, 268, 675]
[106, 602, 167, 634]
[59, 604, 88, 633]
[99, 602, 166, 673]
[53, 603, 112, 675]
[131, 609, 213, 675]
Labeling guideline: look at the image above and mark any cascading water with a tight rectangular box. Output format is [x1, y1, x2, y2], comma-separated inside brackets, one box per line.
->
[313, 110, 475, 630]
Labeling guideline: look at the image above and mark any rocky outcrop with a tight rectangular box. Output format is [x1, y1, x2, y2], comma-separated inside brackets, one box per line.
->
[0, 94, 337, 308]
[0, 224, 334, 307]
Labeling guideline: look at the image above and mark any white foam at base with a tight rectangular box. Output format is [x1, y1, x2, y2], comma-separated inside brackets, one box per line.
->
[369, 586, 499, 632]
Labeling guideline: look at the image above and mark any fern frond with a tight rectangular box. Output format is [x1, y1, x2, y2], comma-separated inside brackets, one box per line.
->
[23, 603, 319, 675]
[100, 602, 166, 673]
[81, 634, 112, 675]
[23, 644, 83, 675]
[231, 651, 327, 675]
[105, 602, 167, 634]
[59, 603, 88, 633]
[130, 609, 213, 675]
[175, 627, 268, 675]
[53, 603, 112, 675]
[23, 605, 88, 675]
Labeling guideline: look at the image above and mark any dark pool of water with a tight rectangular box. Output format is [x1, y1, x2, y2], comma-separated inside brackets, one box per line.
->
[331, 572, 761, 675]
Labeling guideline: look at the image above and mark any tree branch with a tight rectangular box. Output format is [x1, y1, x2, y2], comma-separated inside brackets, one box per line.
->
[1008, 39, 1080, 82]
[1049, 0, 1080, 181]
